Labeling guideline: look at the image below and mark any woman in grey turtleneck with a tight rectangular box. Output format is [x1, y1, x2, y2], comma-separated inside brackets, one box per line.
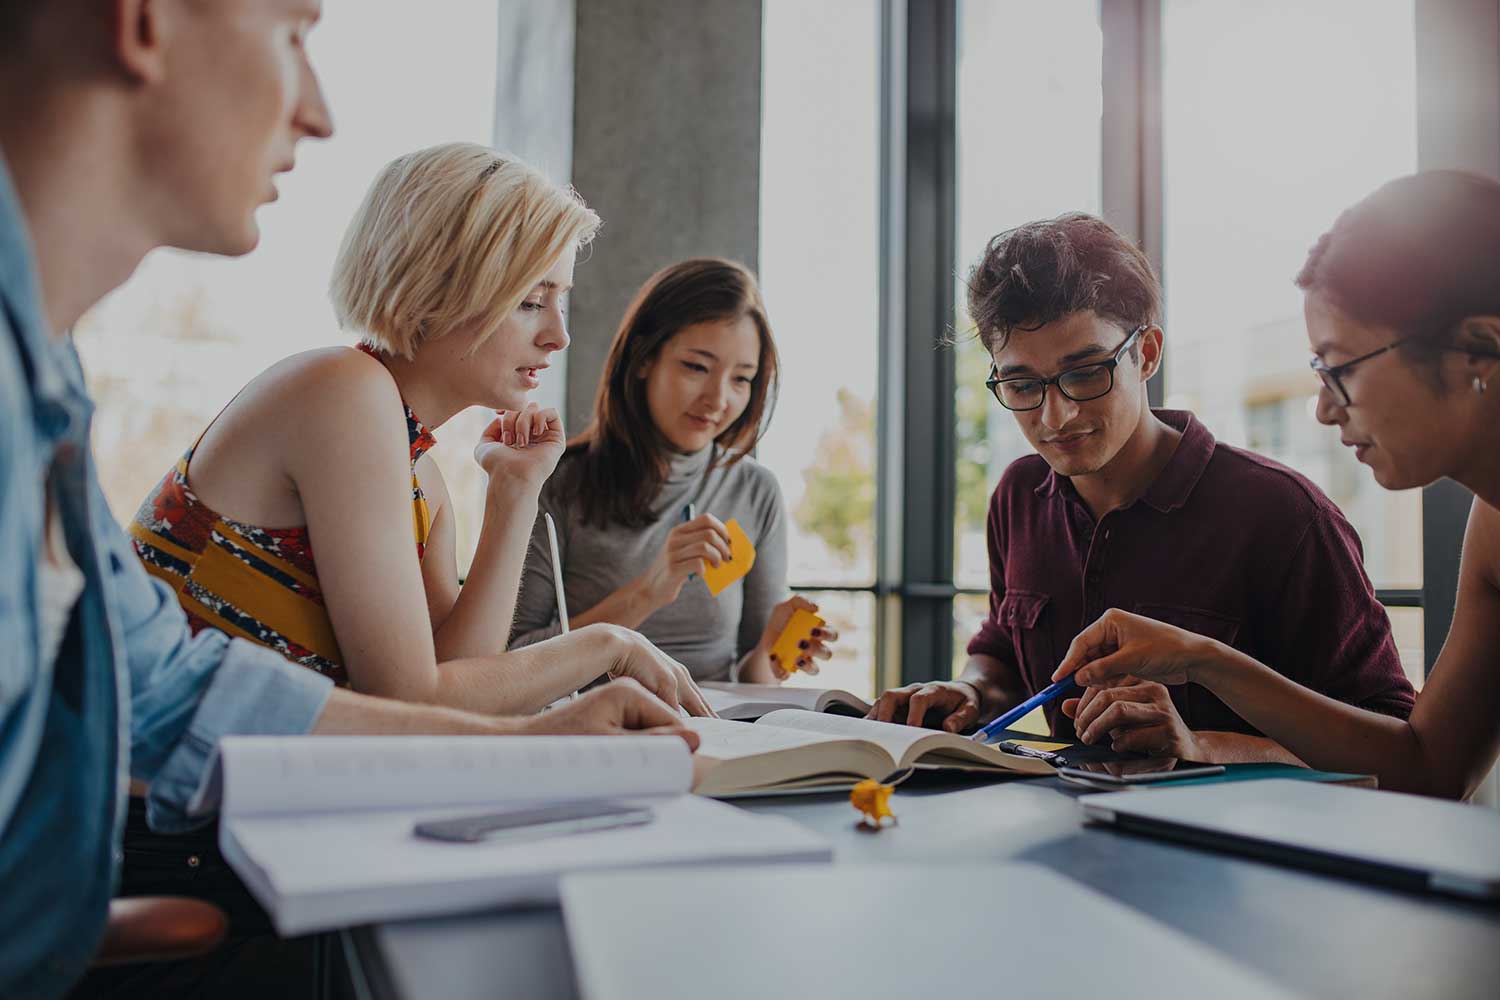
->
[510, 259, 838, 683]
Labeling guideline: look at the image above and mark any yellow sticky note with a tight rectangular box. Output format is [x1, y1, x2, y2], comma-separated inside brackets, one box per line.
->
[701, 519, 756, 596]
[770, 608, 825, 674]
[1004, 739, 1071, 753]
[851, 779, 895, 827]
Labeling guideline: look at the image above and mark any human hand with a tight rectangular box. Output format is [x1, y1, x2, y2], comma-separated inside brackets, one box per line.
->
[1052, 608, 1215, 689]
[865, 680, 982, 733]
[761, 596, 839, 679]
[522, 678, 700, 750]
[593, 624, 716, 718]
[1063, 676, 1202, 759]
[633, 513, 732, 610]
[473, 403, 566, 491]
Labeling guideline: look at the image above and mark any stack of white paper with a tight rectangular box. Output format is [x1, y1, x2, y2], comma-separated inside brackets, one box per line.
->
[215, 735, 832, 935]
[562, 865, 1298, 1000]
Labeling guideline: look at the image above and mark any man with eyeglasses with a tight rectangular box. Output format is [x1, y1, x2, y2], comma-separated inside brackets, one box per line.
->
[868, 213, 1414, 764]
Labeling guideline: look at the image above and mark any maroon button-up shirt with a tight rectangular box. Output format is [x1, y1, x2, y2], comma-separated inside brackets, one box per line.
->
[968, 409, 1415, 738]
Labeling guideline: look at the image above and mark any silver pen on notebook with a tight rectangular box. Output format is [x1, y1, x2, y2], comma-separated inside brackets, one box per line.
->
[543, 511, 576, 703]
[543, 511, 570, 634]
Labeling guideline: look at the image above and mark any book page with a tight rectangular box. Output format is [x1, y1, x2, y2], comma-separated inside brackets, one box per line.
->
[701, 683, 825, 714]
[700, 683, 872, 718]
[753, 712, 1051, 774]
[219, 735, 692, 818]
[753, 711, 943, 764]
[685, 718, 896, 795]
[686, 717, 853, 761]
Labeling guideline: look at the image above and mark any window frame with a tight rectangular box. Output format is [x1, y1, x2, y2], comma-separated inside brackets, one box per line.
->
[847, 0, 1484, 688]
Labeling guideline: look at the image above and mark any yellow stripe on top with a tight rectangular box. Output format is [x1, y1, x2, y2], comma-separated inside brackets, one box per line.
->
[127, 357, 439, 687]
[189, 534, 344, 664]
[412, 473, 432, 543]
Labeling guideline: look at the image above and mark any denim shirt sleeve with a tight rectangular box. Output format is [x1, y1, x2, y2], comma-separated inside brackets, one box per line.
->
[93, 483, 334, 832]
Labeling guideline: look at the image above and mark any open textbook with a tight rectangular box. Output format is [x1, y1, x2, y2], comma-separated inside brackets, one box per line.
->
[215, 735, 831, 935]
[688, 711, 1055, 796]
[700, 681, 872, 720]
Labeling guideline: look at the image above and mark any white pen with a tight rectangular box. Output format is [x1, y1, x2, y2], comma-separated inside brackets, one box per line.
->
[544, 511, 570, 634]
[543, 511, 576, 703]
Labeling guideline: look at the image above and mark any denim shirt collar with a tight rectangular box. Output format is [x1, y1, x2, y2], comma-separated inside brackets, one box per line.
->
[0, 153, 89, 443]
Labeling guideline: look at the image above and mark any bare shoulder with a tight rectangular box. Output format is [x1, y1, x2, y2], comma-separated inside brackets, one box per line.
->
[261, 347, 403, 421]
[188, 348, 408, 523]
[1464, 498, 1500, 592]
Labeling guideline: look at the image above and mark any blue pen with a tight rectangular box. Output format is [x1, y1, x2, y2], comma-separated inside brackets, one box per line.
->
[683, 503, 696, 579]
[969, 675, 1080, 744]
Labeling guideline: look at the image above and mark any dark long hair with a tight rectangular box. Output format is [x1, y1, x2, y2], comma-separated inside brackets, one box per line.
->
[1295, 171, 1500, 372]
[564, 258, 781, 528]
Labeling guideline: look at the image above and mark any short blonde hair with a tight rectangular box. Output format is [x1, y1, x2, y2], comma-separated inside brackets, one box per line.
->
[331, 142, 600, 358]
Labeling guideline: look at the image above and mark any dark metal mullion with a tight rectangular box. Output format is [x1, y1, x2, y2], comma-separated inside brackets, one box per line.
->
[1420, 481, 1468, 670]
[897, 0, 958, 686]
[1374, 589, 1423, 609]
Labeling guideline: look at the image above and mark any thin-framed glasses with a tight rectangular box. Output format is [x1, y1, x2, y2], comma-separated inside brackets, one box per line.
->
[1309, 335, 1500, 406]
[1308, 336, 1416, 407]
[985, 325, 1147, 412]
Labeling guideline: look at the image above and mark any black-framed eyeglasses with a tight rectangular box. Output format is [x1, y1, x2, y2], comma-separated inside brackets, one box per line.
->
[985, 325, 1147, 412]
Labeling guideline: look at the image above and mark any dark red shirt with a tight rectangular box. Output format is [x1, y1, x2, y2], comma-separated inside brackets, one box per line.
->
[967, 409, 1415, 738]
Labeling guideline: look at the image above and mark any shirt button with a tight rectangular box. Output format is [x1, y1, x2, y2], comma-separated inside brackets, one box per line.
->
[187, 855, 201, 868]
[35, 400, 73, 440]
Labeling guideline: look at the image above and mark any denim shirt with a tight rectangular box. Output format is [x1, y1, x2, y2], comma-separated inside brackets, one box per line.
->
[0, 157, 334, 998]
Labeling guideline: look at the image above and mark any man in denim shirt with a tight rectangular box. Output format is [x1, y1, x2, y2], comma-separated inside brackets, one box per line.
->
[0, 3, 695, 996]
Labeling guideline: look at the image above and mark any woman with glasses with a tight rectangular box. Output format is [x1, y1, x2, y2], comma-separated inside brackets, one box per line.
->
[511, 258, 838, 683]
[1053, 171, 1500, 799]
[867, 212, 1413, 762]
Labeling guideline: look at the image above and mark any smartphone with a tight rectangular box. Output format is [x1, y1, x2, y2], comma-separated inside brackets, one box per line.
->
[413, 801, 654, 844]
[1057, 763, 1225, 785]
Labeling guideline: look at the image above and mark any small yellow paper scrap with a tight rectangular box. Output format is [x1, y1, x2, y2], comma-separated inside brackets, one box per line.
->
[850, 779, 895, 828]
[770, 608, 825, 674]
[701, 518, 756, 596]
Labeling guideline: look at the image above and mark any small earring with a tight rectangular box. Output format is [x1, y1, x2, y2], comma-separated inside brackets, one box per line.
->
[1475, 376, 1489, 395]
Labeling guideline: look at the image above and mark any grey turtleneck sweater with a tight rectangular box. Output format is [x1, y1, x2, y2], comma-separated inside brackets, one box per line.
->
[509, 445, 788, 682]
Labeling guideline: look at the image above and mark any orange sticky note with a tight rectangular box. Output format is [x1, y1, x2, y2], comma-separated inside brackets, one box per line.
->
[770, 608, 824, 674]
[701, 519, 756, 596]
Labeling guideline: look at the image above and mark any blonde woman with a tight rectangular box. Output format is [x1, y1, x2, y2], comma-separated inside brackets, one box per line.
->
[129, 143, 710, 717]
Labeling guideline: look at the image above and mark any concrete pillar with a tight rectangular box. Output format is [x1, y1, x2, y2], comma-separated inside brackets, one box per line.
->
[565, 0, 763, 431]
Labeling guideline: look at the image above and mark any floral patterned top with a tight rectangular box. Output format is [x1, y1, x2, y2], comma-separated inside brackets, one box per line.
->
[127, 349, 436, 686]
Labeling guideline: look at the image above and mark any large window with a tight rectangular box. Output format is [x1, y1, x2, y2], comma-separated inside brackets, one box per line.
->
[1160, 0, 1423, 687]
[76, 0, 502, 574]
[759, 0, 882, 697]
[951, 0, 1104, 673]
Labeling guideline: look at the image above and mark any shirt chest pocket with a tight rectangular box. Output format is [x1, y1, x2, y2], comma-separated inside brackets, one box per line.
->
[1132, 603, 1242, 727]
[1132, 603, 1241, 646]
[998, 589, 1056, 680]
